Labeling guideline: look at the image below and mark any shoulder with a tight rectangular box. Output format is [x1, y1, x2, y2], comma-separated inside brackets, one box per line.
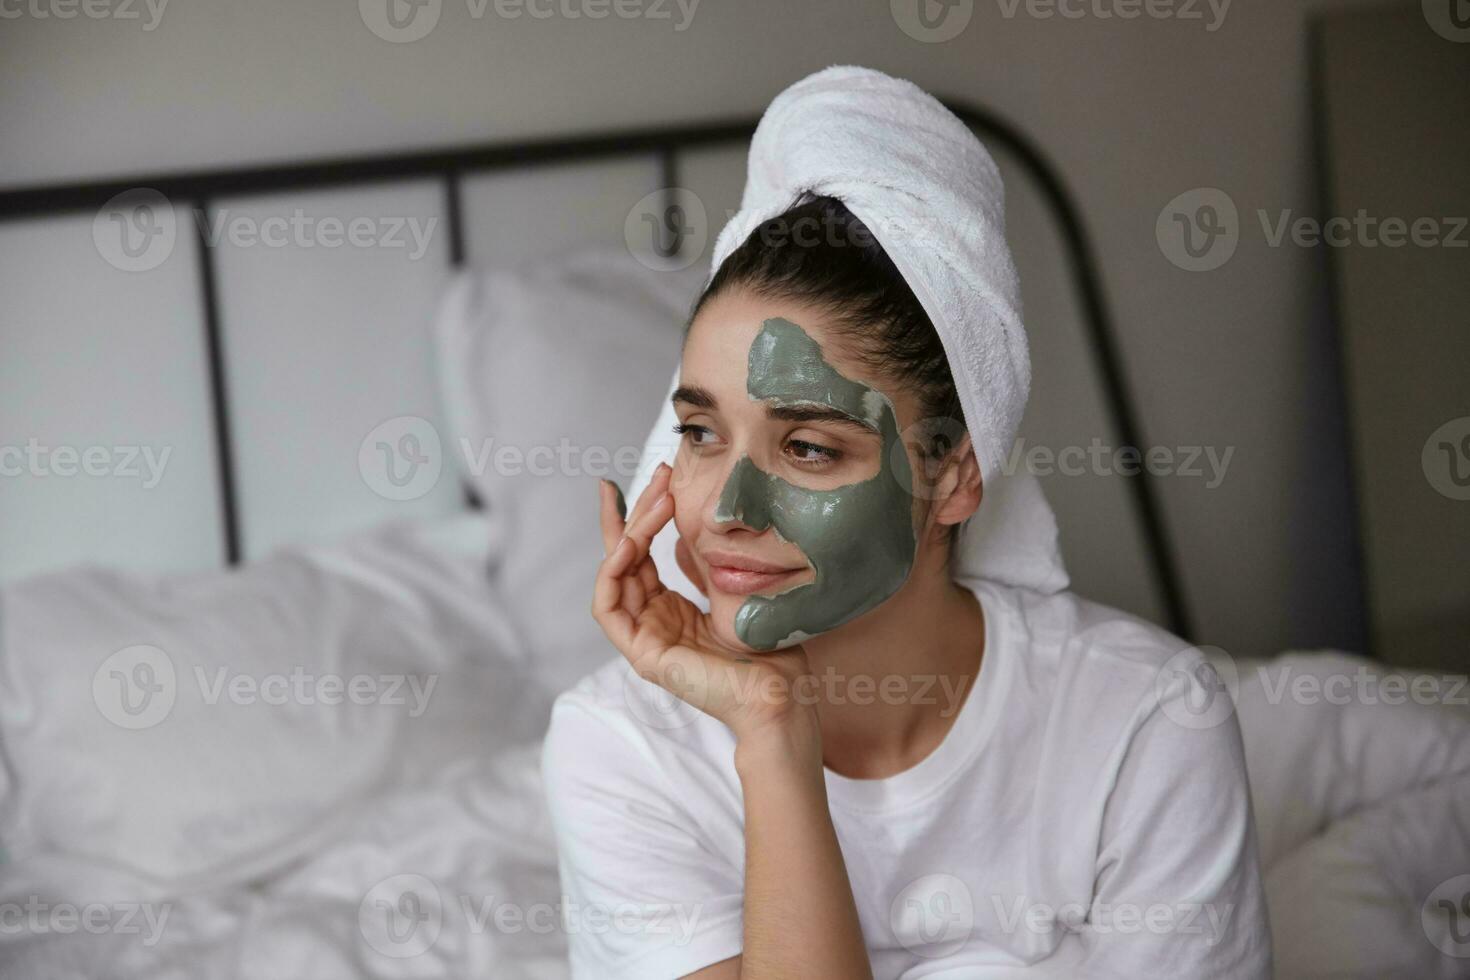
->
[979, 581, 1239, 764]
[990, 581, 1192, 666]
[540, 655, 737, 802]
[984, 581, 1211, 706]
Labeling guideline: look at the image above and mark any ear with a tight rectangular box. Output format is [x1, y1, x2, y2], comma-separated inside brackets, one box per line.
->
[929, 433, 983, 529]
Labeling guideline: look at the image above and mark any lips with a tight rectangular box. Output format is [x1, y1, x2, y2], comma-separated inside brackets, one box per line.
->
[700, 549, 808, 596]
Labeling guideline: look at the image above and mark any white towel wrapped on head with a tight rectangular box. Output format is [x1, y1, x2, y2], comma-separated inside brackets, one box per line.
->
[630, 65, 1069, 601]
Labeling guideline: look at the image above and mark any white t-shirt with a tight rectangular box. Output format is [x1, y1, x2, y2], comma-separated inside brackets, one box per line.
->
[541, 580, 1272, 979]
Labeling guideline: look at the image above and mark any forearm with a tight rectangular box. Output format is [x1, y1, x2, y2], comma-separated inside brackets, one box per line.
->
[734, 715, 873, 980]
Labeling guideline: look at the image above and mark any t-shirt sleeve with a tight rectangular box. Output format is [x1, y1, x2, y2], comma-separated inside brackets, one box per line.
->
[1078, 658, 1274, 979]
[541, 689, 745, 979]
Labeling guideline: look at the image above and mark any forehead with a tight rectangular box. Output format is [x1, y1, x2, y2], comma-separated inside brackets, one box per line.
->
[682, 290, 889, 399]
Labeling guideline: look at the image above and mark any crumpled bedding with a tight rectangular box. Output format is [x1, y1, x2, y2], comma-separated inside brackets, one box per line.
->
[0, 514, 570, 978]
[1, 519, 1466, 979]
[0, 743, 568, 980]
[1226, 651, 1470, 978]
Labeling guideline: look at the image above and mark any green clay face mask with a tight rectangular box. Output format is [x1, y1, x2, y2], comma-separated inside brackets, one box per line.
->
[716, 317, 918, 651]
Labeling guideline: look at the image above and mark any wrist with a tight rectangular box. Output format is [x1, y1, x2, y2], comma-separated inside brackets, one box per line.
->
[733, 707, 823, 779]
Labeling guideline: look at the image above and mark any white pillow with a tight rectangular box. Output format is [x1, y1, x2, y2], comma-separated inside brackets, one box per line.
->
[0, 516, 525, 891]
[1222, 651, 1470, 977]
[1223, 651, 1470, 870]
[434, 249, 703, 695]
[1264, 773, 1470, 979]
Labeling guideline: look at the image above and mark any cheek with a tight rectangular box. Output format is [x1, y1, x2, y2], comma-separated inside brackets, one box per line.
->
[669, 457, 708, 541]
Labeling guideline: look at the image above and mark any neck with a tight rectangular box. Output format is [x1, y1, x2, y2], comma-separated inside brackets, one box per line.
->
[801, 562, 985, 779]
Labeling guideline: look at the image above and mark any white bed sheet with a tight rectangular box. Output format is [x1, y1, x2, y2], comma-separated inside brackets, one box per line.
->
[0, 513, 572, 979]
[2, 518, 1467, 979]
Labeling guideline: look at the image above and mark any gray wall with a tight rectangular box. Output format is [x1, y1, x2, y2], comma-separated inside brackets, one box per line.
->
[1, 0, 1397, 659]
[1319, 6, 1470, 672]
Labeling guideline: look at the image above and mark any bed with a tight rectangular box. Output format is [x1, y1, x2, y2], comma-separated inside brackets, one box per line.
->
[1, 107, 1467, 979]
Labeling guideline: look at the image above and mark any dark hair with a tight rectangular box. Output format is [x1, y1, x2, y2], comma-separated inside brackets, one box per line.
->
[691, 193, 965, 459]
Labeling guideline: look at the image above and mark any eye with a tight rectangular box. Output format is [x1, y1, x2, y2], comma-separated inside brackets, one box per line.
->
[672, 422, 718, 447]
[785, 438, 843, 467]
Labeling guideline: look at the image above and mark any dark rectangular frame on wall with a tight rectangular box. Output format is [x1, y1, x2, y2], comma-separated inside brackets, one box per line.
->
[0, 101, 1194, 641]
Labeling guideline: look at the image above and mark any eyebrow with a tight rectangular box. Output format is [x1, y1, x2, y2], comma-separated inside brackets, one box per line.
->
[766, 404, 876, 434]
[671, 385, 716, 409]
[673, 385, 875, 434]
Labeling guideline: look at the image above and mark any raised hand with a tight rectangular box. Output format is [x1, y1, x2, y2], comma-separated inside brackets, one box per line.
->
[594, 463, 815, 742]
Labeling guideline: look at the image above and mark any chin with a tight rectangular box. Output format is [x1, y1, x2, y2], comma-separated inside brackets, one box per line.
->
[706, 596, 752, 652]
[707, 595, 816, 655]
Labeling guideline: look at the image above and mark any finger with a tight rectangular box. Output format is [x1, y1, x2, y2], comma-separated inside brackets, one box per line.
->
[635, 537, 672, 602]
[592, 539, 637, 648]
[622, 484, 674, 554]
[610, 479, 628, 521]
[635, 545, 663, 597]
[633, 468, 675, 594]
[614, 500, 672, 619]
[622, 462, 672, 538]
[627, 583, 652, 621]
[598, 480, 625, 557]
[599, 531, 642, 581]
[602, 474, 674, 623]
[606, 501, 671, 624]
[622, 562, 649, 612]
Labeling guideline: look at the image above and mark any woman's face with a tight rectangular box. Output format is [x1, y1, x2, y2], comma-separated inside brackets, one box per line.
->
[671, 288, 928, 653]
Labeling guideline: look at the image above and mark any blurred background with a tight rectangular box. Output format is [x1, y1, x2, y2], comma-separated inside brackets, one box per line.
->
[3, 0, 1463, 669]
[1, 2, 1468, 976]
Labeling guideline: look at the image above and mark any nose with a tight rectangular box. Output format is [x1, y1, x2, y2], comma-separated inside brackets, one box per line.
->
[710, 454, 773, 533]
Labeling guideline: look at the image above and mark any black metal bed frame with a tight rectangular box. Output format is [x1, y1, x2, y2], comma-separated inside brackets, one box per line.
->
[0, 101, 1193, 640]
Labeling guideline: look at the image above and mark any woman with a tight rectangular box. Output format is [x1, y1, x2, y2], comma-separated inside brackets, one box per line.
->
[543, 68, 1270, 979]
